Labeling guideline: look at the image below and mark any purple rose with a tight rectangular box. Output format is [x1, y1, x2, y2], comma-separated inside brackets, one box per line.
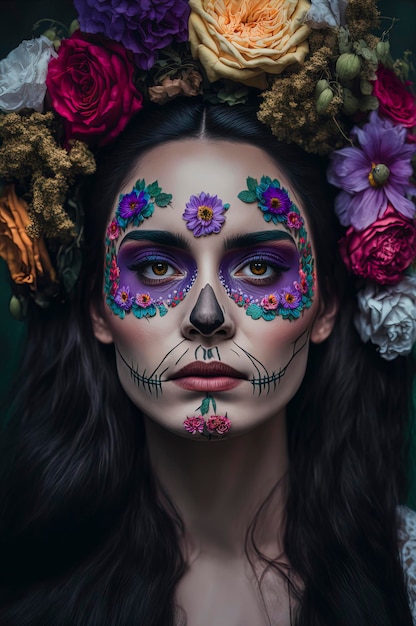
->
[74, 0, 190, 70]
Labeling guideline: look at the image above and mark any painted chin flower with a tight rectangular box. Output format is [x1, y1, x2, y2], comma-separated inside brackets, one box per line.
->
[118, 190, 149, 220]
[206, 415, 232, 435]
[135, 293, 153, 308]
[183, 416, 205, 435]
[114, 285, 133, 310]
[279, 285, 302, 309]
[327, 111, 416, 230]
[260, 294, 279, 310]
[183, 192, 228, 237]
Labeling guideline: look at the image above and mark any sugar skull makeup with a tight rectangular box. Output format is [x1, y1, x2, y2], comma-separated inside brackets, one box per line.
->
[97, 139, 328, 443]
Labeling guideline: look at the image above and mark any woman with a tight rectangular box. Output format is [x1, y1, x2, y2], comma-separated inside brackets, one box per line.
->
[0, 100, 415, 625]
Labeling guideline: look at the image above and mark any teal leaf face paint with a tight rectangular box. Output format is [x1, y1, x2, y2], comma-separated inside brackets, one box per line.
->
[104, 179, 198, 318]
[225, 175, 315, 321]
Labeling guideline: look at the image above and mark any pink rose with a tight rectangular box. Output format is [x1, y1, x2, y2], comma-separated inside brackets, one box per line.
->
[46, 33, 143, 146]
[373, 65, 416, 129]
[183, 416, 205, 435]
[339, 204, 416, 285]
[206, 415, 231, 435]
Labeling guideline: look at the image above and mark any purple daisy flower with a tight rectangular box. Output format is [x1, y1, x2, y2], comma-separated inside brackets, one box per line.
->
[328, 111, 416, 230]
[261, 186, 292, 215]
[118, 190, 149, 220]
[74, 0, 190, 70]
[183, 192, 227, 237]
[114, 285, 133, 311]
[279, 285, 302, 309]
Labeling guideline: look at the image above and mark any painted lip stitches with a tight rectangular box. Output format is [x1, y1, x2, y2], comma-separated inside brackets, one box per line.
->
[169, 361, 246, 391]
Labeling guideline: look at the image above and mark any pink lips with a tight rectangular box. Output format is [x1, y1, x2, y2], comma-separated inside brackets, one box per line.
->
[169, 362, 246, 392]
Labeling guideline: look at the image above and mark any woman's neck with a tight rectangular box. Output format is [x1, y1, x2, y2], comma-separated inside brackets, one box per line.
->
[144, 412, 288, 560]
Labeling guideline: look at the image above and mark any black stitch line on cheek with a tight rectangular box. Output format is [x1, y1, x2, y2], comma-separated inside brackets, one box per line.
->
[232, 341, 270, 397]
[250, 328, 310, 395]
[116, 347, 164, 398]
[175, 348, 189, 365]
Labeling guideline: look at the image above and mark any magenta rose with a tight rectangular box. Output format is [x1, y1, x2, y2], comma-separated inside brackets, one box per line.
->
[46, 33, 143, 146]
[339, 204, 416, 285]
[373, 65, 416, 129]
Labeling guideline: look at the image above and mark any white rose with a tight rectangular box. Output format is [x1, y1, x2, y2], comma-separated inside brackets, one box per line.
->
[0, 36, 57, 113]
[354, 276, 416, 360]
[305, 0, 347, 28]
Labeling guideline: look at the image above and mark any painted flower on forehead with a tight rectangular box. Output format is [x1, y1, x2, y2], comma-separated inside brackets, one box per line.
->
[183, 416, 205, 435]
[74, 0, 191, 70]
[327, 111, 416, 230]
[238, 175, 294, 225]
[117, 189, 151, 220]
[183, 192, 229, 237]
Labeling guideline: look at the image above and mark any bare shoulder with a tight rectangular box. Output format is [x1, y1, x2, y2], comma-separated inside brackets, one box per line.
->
[398, 506, 416, 622]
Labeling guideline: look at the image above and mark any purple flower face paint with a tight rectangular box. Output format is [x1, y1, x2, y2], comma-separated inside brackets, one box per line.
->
[182, 191, 230, 237]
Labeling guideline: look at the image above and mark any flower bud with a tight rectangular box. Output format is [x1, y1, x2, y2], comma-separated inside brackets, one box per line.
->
[376, 41, 390, 61]
[336, 53, 361, 81]
[42, 29, 56, 42]
[315, 79, 330, 96]
[9, 295, 27, 321]
[316, 88, 334, 115]
[371, 164, 390, 186]
[53, 39, 61, 51]
[69, 19, 80, 35]
[342, 88, 359, 115]
[360, 79, 373, 96]
[358, 95, 379, 112]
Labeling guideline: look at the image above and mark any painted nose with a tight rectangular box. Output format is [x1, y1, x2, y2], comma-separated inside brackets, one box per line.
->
[189, 284, 225, 335]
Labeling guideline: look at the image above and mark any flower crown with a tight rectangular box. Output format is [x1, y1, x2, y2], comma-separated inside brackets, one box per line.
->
[0, 0, 415, 360]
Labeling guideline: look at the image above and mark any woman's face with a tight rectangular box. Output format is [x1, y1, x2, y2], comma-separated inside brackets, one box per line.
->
[94, 139, 332, 439]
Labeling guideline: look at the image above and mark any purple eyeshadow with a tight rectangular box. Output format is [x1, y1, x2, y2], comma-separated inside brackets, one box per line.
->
[117, 244, 197, 300]
[219, 244, 300, 299]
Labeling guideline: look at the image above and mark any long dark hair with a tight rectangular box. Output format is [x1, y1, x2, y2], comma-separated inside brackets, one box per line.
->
[0, 100, 413, 625]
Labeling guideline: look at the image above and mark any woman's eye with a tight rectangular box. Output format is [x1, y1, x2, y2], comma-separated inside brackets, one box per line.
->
[149, 262, 170, 276]
[248, 262, 268, 276]
[130, 259, 183, 283]
[234, 260, 283, 282]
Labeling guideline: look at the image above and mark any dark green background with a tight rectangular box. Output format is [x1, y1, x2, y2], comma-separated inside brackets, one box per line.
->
[1, 0, 415, 502]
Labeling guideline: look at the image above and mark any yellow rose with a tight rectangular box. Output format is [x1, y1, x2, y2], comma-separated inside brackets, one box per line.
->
[188, 0, 311, 89]
[0, 185, 56, 291]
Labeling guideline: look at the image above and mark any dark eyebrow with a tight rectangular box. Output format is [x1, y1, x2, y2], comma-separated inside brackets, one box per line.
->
[224, 231, 296, 250]
[120, 230, 190, 249]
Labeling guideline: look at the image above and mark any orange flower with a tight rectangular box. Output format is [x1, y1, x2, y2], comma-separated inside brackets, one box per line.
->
[0, 185, 56, 292]
[188, 0, 311, 88]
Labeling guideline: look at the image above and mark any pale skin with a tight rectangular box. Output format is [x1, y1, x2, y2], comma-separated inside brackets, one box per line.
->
[92, 140, 337, 626]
